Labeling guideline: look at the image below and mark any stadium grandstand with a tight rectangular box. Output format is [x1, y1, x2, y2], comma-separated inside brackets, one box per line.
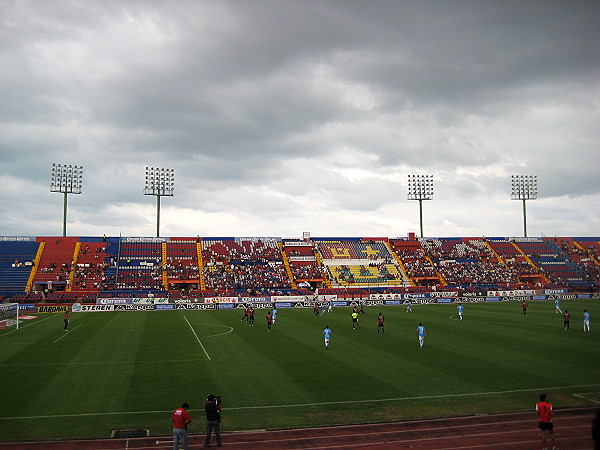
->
[0, 235, 598, 304]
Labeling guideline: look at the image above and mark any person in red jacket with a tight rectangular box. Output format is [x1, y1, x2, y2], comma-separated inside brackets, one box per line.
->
[172, 402, 192, 450]
[535, 393, 556, 450]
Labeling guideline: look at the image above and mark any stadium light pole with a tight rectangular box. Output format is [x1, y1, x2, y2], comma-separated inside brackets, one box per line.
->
[50, 163, 83, 237]
[407, 174, 434, 238]
[511, 174, 537, 238]
[144, 167, 175, 237]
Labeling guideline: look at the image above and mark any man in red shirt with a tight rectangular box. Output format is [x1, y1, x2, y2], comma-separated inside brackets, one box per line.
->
[536, 393, 555, 450]
[172, 402, 192, 450]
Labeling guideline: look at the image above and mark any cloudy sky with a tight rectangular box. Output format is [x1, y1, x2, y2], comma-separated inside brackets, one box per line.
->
[1, 0, 598, 239]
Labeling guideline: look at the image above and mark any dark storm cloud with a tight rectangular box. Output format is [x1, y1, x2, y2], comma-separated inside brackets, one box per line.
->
[0, 0, 598, 237]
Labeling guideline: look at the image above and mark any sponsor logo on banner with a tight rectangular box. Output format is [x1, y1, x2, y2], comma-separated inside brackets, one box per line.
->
[204, 297, 240, 303]
[488, 290, 533, 297]
[97, 298, 131, 305]
[462, 291, 485, 297]
[114, 304, 155, 311]
[384, 300, 402, 305]
[370, 293, 402, 300]
[271, 295, 308, 303]
[132, 298, 154, 304]
[485, 297, 502, 302]
[402, 293, 428, 299]
[175, 303, 215, 310]
[429, 291, 459, 298]
[544, 289, 568, 295]
[547, 294, 577, 300]
[274, 302, 293, 308]
[436, 298, 453, 303]
[19, 304, 37, 311]
[532, 295, 546, 300]
[38, 305, 69, 313]
[365, 300, 385, 306]
[332, 301, 349, 307]
[72, 304, 114, 312]
[155, 304, 175, 310]
[578, 294, 591, 299]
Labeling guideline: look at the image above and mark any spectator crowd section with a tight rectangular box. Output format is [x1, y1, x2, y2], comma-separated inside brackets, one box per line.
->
[0, 235, 598, 303]
[201, 238, 294, 296]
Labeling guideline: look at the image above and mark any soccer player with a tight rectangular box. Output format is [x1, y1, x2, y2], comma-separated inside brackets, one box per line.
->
[359, 304, 365, 314]
[555, 298, 562, 314]
[351, 311, 360, 329]
[63, 311, 69, 331]
[584, 309, 590, 333]
[248, 307, 255, 326]
[563, 310, 570, 331]
[377, 312, 384, 333]
[457, 303, 464, 321]
[522, 300, 528, 316]
[266, 312, 273, 332]
[323, 325, 332, 350]
[272, 307, 278, 325]
[314, 303, 320, 315]
[406, 300, 412, 313]
[417, 323, 426, 348]
[535, 393, 555, 450]
[241, 305, 250, 322]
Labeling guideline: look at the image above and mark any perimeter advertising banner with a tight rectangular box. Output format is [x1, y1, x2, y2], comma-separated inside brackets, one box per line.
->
[37, 305, 69, 313]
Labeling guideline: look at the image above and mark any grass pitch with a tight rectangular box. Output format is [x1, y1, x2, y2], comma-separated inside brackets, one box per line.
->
[0, 299, 599, 441]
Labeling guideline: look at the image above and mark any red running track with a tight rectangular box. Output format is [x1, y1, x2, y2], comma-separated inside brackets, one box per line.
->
[0, 407, 596, 449]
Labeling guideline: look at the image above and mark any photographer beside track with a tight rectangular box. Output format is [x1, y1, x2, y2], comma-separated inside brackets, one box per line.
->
[203, 395, 222, 447]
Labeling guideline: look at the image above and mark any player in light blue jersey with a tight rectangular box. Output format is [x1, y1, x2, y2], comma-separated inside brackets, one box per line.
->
[417, 323, 426, 348]
[271, 307, 278, 324]
[323, 325, 332, 349]
[406, 300, 412, 313]
[583, 309, 590, 333]
[555, 299, 562, 314]
[457, 303, 464, 321]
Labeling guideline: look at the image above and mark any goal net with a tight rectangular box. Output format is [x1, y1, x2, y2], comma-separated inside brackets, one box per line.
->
[0, 303, 19, 330]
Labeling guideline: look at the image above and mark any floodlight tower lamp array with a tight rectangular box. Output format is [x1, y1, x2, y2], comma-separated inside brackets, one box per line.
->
[407, 174, 434, 238]
[50, 163, 84, 237]
[511, 174, 538, 238]
[144, 166, 175, 237]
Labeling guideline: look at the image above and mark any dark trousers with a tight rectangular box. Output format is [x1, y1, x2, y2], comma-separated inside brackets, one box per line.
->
[204, 419, 221, 446]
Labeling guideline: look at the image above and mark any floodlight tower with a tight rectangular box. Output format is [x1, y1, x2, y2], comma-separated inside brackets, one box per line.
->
[511, 174, 537, 238]
[407, 174, 434, 238]
[144, 167, 175, 237]
[50, 163, 83, 237]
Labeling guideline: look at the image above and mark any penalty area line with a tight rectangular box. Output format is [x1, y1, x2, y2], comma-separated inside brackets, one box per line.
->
[53, 324, 82, 343]
[184, 315, 211, 361]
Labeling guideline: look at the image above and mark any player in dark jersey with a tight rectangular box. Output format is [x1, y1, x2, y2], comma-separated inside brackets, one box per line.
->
[377, 312, 385, 333]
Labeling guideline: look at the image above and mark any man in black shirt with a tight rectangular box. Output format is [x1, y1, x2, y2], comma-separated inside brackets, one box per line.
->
[203, 395, 222, 447]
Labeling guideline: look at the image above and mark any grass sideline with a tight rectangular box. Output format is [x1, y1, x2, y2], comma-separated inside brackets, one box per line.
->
[0, 299, 598, 441]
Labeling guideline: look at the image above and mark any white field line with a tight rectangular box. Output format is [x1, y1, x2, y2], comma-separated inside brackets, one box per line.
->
[0, 385, 598, 421]
[0, 313, 56, 337]
[52, 324, 82, 343]
[573, 392, 600, 404]
[0, 358, 207, 367]
[183, 315, 211, 361]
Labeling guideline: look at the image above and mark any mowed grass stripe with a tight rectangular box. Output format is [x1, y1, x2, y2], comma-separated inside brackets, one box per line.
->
[0, 300, 598, 441]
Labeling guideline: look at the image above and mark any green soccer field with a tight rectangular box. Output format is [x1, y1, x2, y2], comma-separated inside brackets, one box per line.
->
[0, 300, 599, 441]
